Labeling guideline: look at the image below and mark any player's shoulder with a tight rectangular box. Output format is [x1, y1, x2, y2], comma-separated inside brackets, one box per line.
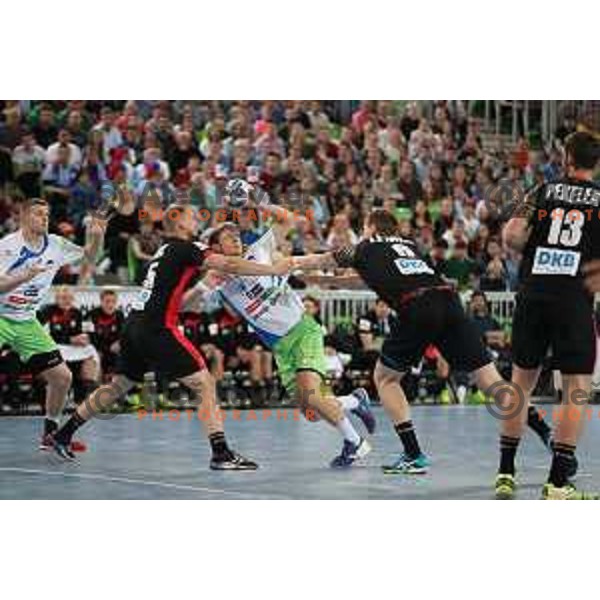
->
[193, 241, 209, 253]
[0, 231, 22, 250]
[47, 233, 76, 249]
[47, 234, 64, 244]
[367, 234, 415, 247]
[523, 182, 545, 203]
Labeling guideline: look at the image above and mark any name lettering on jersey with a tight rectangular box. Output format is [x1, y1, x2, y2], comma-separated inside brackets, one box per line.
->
[545, 183, 600, 207]
[532, 247, 581, 277]
[371, 234, 414, 245]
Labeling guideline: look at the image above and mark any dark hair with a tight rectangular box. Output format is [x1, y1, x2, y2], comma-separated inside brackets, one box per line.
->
[100, 289, 117, 300]
[367, 209, 400, 236]
[565, 131, 600, 170]
[470, 290, 491, 313]
[207, 223, 240, 246]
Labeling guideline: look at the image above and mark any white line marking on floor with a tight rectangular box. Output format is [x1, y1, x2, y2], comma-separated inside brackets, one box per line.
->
[0, 467, 286, 498]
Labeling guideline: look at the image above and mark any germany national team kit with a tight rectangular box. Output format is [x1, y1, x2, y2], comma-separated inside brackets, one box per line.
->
[513, 178, 600, 374]
[117, 237, 210, 381]
[86, 306, 125, 374]
[332, 235, 491, 372]
[38, 304, 84, 346]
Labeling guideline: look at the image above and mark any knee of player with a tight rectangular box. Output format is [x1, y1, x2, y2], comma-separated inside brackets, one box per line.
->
[183, 369, 215, 394]
[374, 361, 401, 387]
[301, 405, 321, 422]
[48, 363, 73, 389]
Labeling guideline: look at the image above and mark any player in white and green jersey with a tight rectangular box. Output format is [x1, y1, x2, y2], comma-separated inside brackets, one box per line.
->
[0, 198, 106, 449]
[185, 180, 376, 467]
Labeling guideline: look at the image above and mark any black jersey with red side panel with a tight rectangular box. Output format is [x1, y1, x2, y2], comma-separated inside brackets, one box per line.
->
[179, 311, 211, 347]
[518, 178, 600, 298]
[38, 305, 83, 344]
[134, 237, 208, 328]
[333, 235, 446, 312]
[86, 307, 125, 353]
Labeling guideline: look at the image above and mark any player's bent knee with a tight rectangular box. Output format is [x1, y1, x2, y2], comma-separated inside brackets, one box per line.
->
[511, 365, 542, 398]
[180, 369, 214, 394]
[45, 363, 73, 390]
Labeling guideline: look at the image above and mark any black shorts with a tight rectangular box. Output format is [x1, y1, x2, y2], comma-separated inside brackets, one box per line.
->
[380, 289, 491, 373]
[512, 292, 597, 374]
[239, 332, 268, 352]
[116, 314, 207, 382]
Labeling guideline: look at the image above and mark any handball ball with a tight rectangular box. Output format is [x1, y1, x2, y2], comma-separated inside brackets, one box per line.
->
[225, 178, 253, 207]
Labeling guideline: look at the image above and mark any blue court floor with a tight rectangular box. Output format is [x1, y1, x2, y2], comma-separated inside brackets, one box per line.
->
[0, 406, 598, 499]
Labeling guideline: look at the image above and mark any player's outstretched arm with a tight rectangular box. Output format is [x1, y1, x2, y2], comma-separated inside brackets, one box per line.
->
[502, 189, 536, 252]
[83, 216, 108, 263]
[293, 251, 364, 287]
[205, 254, 293, 276]
[292, 253, 337, 270]
[0, 264, 47, 293]
[502, 217, 531, 252]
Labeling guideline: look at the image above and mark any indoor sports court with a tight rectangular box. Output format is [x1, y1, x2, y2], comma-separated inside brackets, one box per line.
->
[1, 99, 600, 502]
[1, 405, 598, 499]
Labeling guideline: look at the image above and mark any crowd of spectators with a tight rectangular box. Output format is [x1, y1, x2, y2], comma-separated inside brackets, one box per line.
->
[0, 100, 584, 290]
[0, 100, 589, 410]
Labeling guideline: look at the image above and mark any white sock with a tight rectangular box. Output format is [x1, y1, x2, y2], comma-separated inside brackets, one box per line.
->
[337, 393, 359, 411]
[336, 416, 361, 445]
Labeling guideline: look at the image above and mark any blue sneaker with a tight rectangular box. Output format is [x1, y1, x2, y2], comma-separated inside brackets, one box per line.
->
[382, 453, 430, 474]
[330, 437, 372, 468]
[350, 388, 376, 434]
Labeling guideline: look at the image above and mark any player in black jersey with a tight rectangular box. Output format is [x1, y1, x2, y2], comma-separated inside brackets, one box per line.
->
[86, 289, 125, 379]
[500, 132, 600, 499]
[294, 209, 510, 474]
[51, 204, 294, 470]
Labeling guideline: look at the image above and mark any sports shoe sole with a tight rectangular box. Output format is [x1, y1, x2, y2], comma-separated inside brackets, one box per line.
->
[382, 464, 428, 475]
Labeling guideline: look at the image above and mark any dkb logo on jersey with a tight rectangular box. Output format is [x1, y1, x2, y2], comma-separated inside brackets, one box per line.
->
[395, 258, 434, 276]
[532, 247, 581, 277]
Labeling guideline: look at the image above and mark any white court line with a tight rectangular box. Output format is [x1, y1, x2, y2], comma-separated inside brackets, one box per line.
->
[0, 467, 286, 498]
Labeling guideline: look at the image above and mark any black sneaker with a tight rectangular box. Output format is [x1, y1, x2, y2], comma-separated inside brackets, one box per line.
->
[53, 439, 77, 462]
[210, 451, 258, 471]
[567, 454, 579, 480]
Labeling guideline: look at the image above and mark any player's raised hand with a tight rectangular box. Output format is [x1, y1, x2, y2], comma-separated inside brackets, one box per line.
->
[583, 260, 600, 293]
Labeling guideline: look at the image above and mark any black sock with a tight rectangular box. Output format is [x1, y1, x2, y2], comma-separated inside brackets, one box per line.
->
[44, 418, 59, 437]
[76, 380, 99, 405]
[394, 421, 422, 460]
[527, 406, 551, 441]
[499, 435, 520, 475]
[209, 432, 231, 458]
[54, 412, 87, 445]
[548, 443, 576, 488]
